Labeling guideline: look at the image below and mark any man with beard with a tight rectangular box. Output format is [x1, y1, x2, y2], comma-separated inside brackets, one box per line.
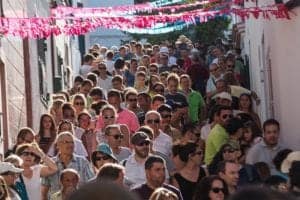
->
[131, 155, 183, 200]
[246, 119, 284, 174]
[123, 132, 151, 188]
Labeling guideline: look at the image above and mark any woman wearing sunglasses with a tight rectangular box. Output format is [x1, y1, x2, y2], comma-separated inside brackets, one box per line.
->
[91, 143, 117, 174]
[193, 175, 229, 200]
[172, 142, 207, 200]
[15, 143, 58, 200]
[97, 105, 130, 147]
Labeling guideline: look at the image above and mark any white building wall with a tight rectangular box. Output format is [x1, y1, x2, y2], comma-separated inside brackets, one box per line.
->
[244, 0, 300, 150]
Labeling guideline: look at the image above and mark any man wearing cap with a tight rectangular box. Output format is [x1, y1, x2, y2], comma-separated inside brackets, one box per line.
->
[213, 91, 233, 107]
[205, 105, 233, 165]
[123, 132, 151, 189]
[246, 119, 284, 175]
[0, 162, 24, 199]
[131, 155, 183, 200]
[157, 104, 181, 142]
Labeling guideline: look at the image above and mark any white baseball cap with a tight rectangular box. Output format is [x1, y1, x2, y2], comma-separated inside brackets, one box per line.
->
[281, 151, 300, 173]
[213, 92, 232, 102]
[159, 46, 169, 55]
[0, 162, 23, 174]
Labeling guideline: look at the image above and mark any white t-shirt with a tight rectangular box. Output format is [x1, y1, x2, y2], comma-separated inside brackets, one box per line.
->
[98, 76, 113, 97]
[153, 130, 172, 157]
[23, 165, 42, 200]
[79, 64, 93, 78]
[201, 123, 212, 141]
[105, 60, 115, 74]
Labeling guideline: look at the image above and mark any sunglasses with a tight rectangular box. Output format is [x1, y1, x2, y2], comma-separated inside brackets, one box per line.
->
[221, 114, 233, 119]
[21, 151, 36, 157]
[161, 114, 171, 119]
[110, 134, 124, 140]
[211, 187, 225, 194]
[155, 89, 164, 93]
[104, 116, 115, 120]
[223, 148, 235, 153]
[147, 119, 160, 124]
[95, 155, 110, 161]
[60, 140, 74, 144]
[136, 141, 150, 146]
[194, 133, 201, 138]
[210, 68, 219, 72]
[193, 150, 203, 156]
[75, 102, 84, 106]
[128, 98, 137, 102]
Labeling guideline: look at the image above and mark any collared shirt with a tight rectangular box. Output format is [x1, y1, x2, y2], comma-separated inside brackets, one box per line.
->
[246, 140, 284, 174]
[153, 130, 172, 157]
[42, 154, 94, 196]
[205, 124, 228, 165]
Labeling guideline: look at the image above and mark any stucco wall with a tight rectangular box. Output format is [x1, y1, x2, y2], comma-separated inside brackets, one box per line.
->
[244, 0, 300, 150]
[0, 1, 28, 147]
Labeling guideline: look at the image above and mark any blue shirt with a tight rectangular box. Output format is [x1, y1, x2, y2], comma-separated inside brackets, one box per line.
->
[42, 154, 94, 196]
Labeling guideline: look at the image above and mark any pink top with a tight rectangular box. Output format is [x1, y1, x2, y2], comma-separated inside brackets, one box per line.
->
[96, 108, 140, 133]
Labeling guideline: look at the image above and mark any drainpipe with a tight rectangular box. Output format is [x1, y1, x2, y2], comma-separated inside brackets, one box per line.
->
[23, 38, 33, 128]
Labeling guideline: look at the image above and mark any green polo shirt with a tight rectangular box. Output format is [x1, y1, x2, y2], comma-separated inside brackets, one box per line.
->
[204, 124, 229, 165]
[187, 90, 205, 123]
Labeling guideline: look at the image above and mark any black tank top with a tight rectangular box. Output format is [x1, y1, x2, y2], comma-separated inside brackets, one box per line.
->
[174, 167, 206, 200]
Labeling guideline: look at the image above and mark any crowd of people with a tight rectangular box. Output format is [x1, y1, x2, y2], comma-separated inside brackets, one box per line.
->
[0, 35, 299, 200]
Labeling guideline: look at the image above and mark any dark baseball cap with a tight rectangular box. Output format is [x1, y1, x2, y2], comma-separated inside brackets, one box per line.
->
[131, 132, 151, 145]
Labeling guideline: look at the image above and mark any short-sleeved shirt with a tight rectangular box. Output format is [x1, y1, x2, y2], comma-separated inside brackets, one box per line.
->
[153, 130, 172, 157]
[204, 124, 228, 165]
[41, 154, 94, 196]
[165, 92, 188, 106]
[124, 154, 146, 189]
[114, 147, 132, 162]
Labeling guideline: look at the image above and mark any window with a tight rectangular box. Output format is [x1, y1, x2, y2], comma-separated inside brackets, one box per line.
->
[37, 39, 49, 105]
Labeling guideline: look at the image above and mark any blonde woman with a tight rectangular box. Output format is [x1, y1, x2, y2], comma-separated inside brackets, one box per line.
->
[150, 188, 178, 200]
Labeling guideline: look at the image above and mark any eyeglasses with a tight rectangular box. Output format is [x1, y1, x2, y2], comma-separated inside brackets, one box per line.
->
[221, 114, 233, 120]
[2, 172, 19, 178]
[161, 114, 171, 119]
[211, 187, 225, 193]
[110, 134, 124, 140]
[194, 132, 201, 138]
[95, 155, 110, 161]
[21, 151, 36, 157]
[136, 141, 150, 146]
[128, 98, 137, 102]
[155, 89, 164, 93]
[60, 140, 74, 144]
[193, 150, 203, 155]
[210, 68, 219, 72]
[147, 119, 160, 124]
[75, 102, 84, 106]
[150, 70, 157, 73]
[223, 148, 235, 153]
[104, 116, 115, 120]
